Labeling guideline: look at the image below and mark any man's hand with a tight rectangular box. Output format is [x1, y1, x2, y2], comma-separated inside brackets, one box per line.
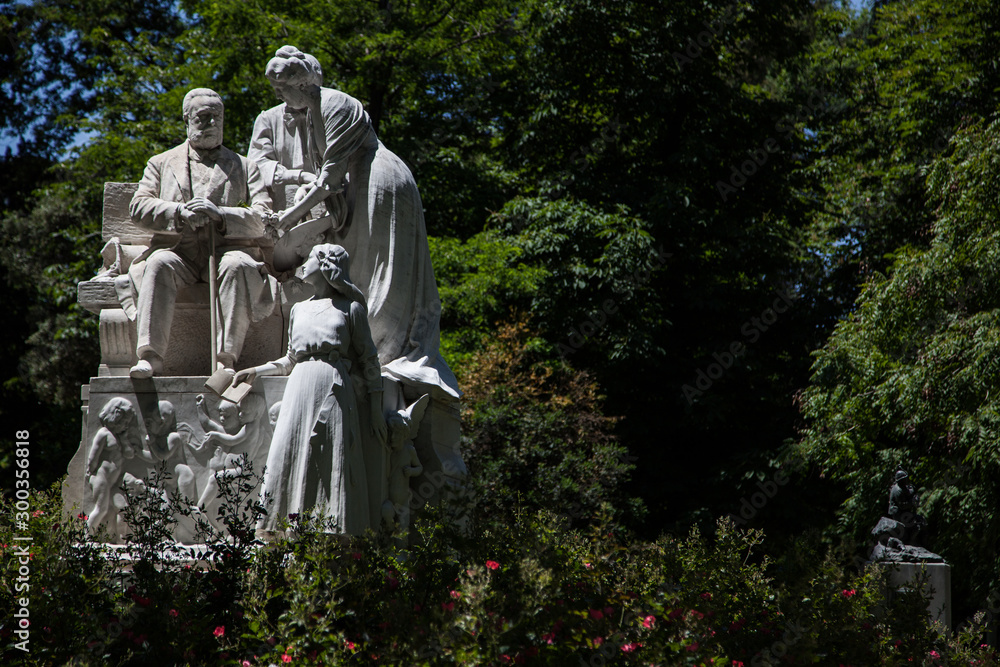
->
[185, 197, 224, 223]
[179, 206, 209, 230]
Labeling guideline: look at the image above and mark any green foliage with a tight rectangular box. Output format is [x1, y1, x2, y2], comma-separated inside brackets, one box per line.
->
[458, 318, 642, 529]
[795, 115, 1000, 621]
[3, 483, 994, 665]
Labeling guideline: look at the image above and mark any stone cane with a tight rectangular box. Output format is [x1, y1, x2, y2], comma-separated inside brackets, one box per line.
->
[208, 218, 219, 373]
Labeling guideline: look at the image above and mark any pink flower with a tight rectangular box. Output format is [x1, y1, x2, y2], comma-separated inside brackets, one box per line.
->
[242, 662, 251, 667]
[169, 609, 178, 618]
[486, 560, 500, 570]
[281, 654, 292, 663]
[642, 615, 656, 628]
[589, 609, 604, 620]
[450, 590, 462, 599]
[213, 626, 225, 638]
[593, 637, 604, 646]
[700, 592, 712, 600]
[441, 601, 455, 612]
[584, 562, 593, 569]
[345, 640, 356, 650]
[621, 642, 640, 653]
[732, 662, 745, 667]
[841, 588, 856, 597]
[687, 641, 700, 652]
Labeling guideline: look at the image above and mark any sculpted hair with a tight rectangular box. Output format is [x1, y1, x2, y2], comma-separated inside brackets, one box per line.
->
[98, 397, 134, 429]
[265, 45, 323, 89]
[310, 243, 366, 304]
[238, 393, 268, 423]
[182, 88, 224, 117]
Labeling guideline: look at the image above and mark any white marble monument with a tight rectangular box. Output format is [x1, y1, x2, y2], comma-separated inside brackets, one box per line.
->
[67, 72, 464, 543]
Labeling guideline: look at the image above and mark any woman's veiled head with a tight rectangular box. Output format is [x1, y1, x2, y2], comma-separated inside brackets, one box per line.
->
[305, 244, 366, 303]
[265, 45, 323, 90]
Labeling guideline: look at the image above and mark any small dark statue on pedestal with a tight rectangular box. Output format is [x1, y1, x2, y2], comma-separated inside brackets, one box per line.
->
[869, 468, 944, 563]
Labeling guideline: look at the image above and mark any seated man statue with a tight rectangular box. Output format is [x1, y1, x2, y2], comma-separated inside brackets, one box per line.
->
[122, 88, 275, 378]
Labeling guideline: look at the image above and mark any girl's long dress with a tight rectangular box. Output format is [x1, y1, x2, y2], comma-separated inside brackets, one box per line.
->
[258, 296, 381, 534]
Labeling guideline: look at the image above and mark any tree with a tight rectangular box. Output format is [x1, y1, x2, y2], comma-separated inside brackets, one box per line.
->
[796, 115, 1000, 620]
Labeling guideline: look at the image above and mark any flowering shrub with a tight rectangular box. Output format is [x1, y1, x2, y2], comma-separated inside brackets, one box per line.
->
[1, 481, 997, 665]
[1, 330, 996, 664]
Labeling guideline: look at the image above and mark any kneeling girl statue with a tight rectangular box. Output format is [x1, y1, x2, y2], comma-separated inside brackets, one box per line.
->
[235, 244, 387, 535]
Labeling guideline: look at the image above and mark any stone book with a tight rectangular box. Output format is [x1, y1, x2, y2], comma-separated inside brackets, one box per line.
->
[204, 368, 254, 404]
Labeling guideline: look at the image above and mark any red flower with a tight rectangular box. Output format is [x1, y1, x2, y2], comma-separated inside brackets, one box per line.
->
[351, 552, 362, 560]
[450, 590, 462, 599]
[213, 626, 225, 638]
[281, 654, 292, 663]
[686, 641, 700, 652]
[169, 609, 178, 618]
[642, 615, 656, 628]
[77, 513, 88, 521]
[345, 640, 356, 650]
[700, 592, 713, 600]
[621, 642, 640, 653]
[441, 601, 455, 612]
[841, 589, 856, 598]
[589, 609, 604, 620]
[486, 560, 500, 570]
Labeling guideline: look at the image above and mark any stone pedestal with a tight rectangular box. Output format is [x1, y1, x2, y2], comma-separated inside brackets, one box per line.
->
[64, 374, 462, 543]
[64, 376, 287, 543]
[880, 562, 952, 630]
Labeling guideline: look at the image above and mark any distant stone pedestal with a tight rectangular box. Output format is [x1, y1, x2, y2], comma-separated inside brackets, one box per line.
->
[880, 562, 952, 630]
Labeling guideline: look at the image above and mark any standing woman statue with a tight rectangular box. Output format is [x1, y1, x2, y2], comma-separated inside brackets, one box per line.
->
[248, 45, 460, 403]
[235, 244, 387, 535]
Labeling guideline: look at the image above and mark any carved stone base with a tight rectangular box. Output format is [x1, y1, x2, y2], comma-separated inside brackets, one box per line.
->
[64, 376, 287, 544]
[880, 561, 952, 630]
[64, 375, 464, 544]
